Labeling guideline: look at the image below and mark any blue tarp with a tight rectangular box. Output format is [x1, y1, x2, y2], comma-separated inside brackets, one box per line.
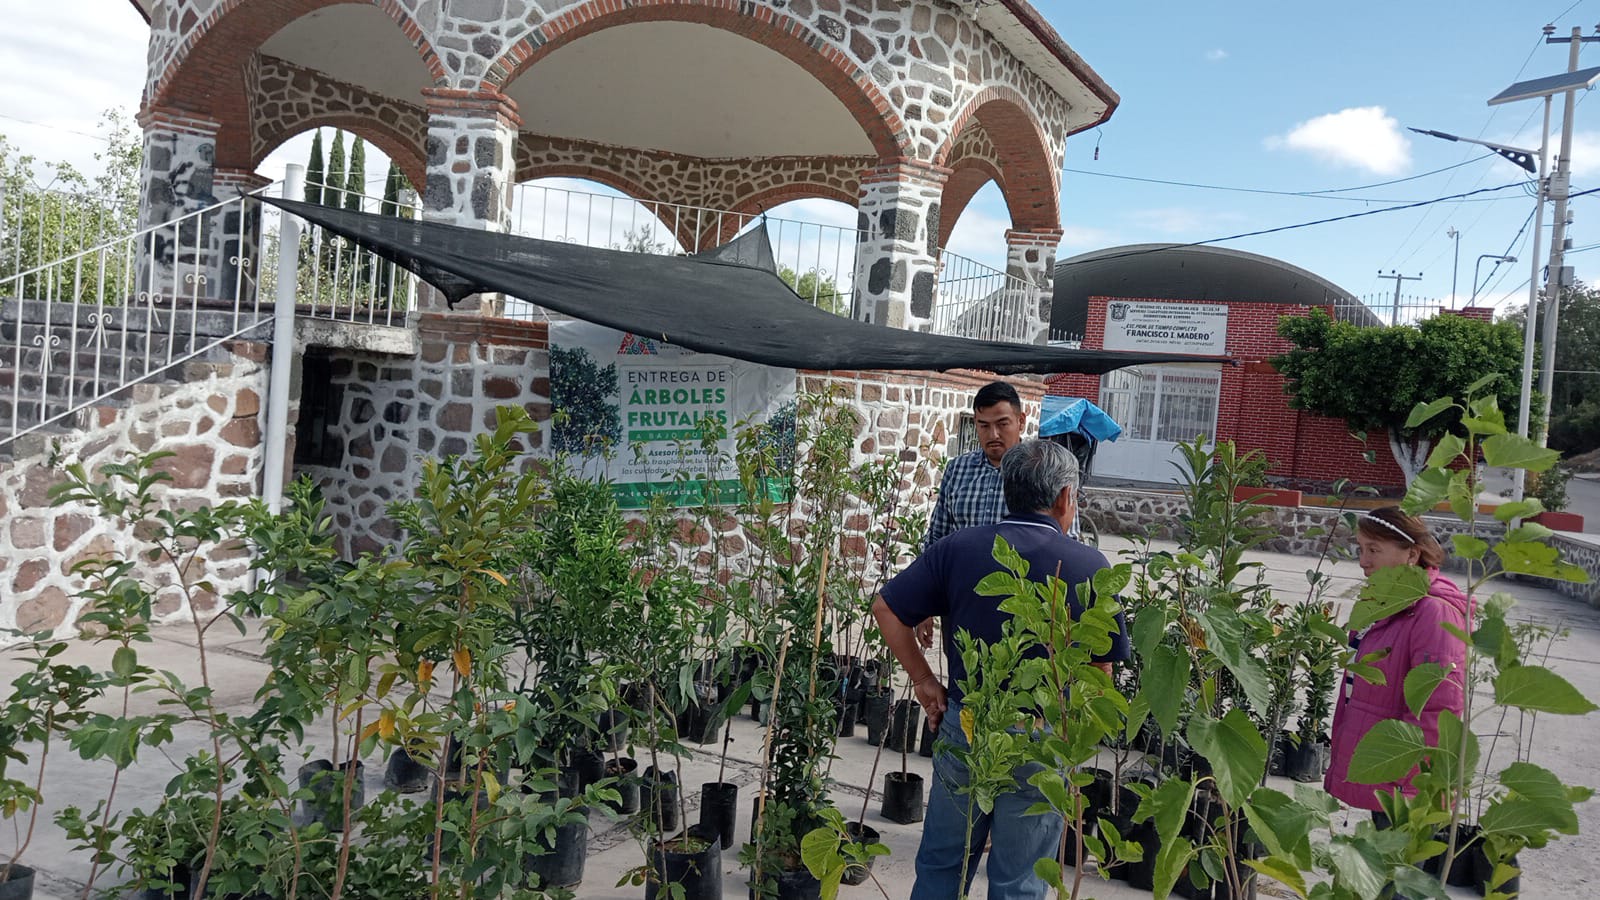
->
[1038, 396, 1122, 442]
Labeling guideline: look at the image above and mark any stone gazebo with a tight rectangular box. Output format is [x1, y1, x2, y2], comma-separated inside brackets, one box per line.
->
[131, 0, 1116, 340]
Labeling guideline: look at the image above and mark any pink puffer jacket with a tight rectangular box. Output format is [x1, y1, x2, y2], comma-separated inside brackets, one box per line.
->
[1324, 568, 1472, 811]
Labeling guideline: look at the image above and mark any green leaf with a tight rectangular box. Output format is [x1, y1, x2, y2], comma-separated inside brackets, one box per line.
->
[1481, 433, 1560, 472]
[800, 826, 841, 881]
[1492, 499, 1544, 522]
[1142, 645, 1190, 737]
[1139, 776, 1195, 849]
[1401, 467, 1451, 517]
[1327, 835, 1390, 900]
[1347, 565, 1430, 632]
[1241, 787, 1319, 869]
[1492, 541, 1590, 583]
[1451, 534, 1489, 561]
[1032, 857, 1066, 894]
[1243, 856, 1308, 899]
[1432, 710, 1478, 787]
[112, 647, 136, 678]
[1153, 834, 1195, 900]
[1425, 433, 1466, 469]
[1187, 709, 1266, 809]
[1196, 606, 1274, 712]
[1402, 663, 1449, 719]
[1447, 468, 1475, 522]
[1406, 397, 1455, 430]
[1494, 665, 1599, 714]
[1465, 373, 1503, 398]
[1347, 719, 1426, 785]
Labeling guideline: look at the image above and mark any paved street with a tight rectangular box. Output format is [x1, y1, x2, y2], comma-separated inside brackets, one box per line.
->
[4, 535, 1597, 900]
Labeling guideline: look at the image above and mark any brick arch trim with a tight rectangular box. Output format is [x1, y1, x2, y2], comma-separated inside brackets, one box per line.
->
[516, 166, 697, 251]
[709, 183, 860, 245]
[488, 1, 910, 161]
[937, 159, 1004, 249]
[151, 0, 446, 157]
[936, 86, 1059, 234]
[254, 119, 427, 194]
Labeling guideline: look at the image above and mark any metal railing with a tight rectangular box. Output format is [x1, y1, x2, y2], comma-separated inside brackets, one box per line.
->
[258, 180, 417, 328]
[0, 184, 139, 304]
[503, 182, 860, 320]
[929, 249, 1038, 344]
[1, 189, 275, 448]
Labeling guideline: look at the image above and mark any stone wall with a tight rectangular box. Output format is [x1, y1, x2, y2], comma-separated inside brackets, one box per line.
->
[295, 315, 551, 557]
[1082, 487, 1600, 609]
[0, 342, 270, 639]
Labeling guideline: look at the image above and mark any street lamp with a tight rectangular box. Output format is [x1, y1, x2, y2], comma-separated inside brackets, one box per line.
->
[1470, 254, 1517, 306]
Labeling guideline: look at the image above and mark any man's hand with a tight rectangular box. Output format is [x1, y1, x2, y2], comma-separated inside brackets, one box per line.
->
[914, 618, 936, 650]
[914, 677, 948, 732]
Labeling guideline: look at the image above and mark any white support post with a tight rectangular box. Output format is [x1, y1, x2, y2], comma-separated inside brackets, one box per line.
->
[262, 164, 304, 514]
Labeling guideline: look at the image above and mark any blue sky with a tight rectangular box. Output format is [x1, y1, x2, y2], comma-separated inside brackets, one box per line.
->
[2, 0, 1596, 314]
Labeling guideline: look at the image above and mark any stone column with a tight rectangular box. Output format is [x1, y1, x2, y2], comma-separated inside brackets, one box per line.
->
[211, 169, 272, 307]
[420, 89, 520, 316]
[853, 161, 948, 330]
[135, 109, 222, 302]
[1005, 228, 1063, 345]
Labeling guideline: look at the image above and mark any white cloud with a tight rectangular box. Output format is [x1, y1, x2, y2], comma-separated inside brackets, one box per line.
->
[1266, 106, 1412, 176]
[1205, 48, 1229, 62]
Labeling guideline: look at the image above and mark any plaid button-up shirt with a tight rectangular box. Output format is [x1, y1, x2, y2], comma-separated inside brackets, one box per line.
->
[924, 449, 1007, 550]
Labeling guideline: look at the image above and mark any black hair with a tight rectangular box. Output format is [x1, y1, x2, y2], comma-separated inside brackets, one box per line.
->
[974, 380, 1022, 414]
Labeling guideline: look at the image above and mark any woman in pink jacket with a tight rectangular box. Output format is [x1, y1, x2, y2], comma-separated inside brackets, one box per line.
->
[1324, 506, 1472, 815]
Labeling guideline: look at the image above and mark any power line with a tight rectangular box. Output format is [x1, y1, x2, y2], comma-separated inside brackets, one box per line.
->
[1056, 181, 1531, 272]
[1060, 155, 1505, 203]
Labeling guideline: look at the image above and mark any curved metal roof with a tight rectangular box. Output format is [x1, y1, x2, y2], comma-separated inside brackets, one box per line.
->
[1050, 243, 1359, 340]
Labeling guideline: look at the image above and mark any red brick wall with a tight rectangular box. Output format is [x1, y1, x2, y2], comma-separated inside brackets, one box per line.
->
[1047, 297, 1407, 490]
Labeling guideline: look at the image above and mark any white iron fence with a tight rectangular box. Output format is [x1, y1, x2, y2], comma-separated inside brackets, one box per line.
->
[503, 182, 860, 320]
[930, 249, 1038, 344]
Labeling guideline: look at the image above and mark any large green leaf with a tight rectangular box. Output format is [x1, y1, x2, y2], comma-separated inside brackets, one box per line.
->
[1346, 565, 1430, 633]
[1327, 834, 1391, 900]
[1402, 663, 1449, 719]
[1131, 604, 1168, 659]
[1241, 787, 1317, 869]
[1494, 665, 1599, 715]
[1425, 433, 1466, 470]
[1479, 793, 1580, 838]
[1346, 719, 1426, 785]
[1447, 468, 1475, 522]
[1139, 776, 1195, 848]
[1142, 645, 1190, 737]
[1492, 499, 1544, 522]
[1243, 856, 1307, 900]
[1481, 433, 1560, 472]
[1402, 467, 1451, 517]
[1196, 606, 1273, 713]
[1153, 834, 1195, 900]
[1492, 541, 1590, 583]
[1187, 709, 1266, 809]
[1406, 397, 1455, 430]
[1432, 710, 1478, 787]
[1451, 534, 1489, 562]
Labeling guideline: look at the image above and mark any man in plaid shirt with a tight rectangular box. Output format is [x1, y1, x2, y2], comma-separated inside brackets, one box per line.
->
[925, 382, 1028, 553]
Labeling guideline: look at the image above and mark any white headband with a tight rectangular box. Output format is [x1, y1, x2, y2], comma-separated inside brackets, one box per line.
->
[1363, 514, 1416, 544]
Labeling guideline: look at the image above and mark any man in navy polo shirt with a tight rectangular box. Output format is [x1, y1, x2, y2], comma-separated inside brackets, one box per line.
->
[871, 439, 1130, 900]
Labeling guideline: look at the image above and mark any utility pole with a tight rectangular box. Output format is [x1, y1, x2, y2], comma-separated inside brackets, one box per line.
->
[1377, 270, 1422, 324]
[1538, 24, 1600, 445]
[1447, 227, 1461, 307]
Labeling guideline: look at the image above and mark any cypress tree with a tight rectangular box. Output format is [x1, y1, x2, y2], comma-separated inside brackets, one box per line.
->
[325, 130, 346, 210]
[304, 129, 324, 206]
[345, 137, 366, 211]
[381, 162, 401, 217]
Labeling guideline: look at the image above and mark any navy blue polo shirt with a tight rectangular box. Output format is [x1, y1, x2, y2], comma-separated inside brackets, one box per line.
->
[879, 512, 1130, 704]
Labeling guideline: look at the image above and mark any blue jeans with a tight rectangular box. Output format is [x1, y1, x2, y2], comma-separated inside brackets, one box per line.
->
[909, 699, 1063, 900]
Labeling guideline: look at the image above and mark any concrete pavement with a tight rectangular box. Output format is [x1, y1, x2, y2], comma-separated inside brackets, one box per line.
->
[4, 536, 1597, 899]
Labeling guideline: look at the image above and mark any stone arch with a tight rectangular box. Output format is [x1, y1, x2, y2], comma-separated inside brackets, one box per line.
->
[487, 1, 911, 161]
[514, 167, 696, 252]
[936, 87, 1059, 235]
[254, 117, 427, 195]
[150, 1, 445, 169]
[936, 159, 1004, 250]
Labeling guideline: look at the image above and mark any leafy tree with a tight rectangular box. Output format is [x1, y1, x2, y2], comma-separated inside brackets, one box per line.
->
[779, 265, 846, 315]
[1272, 308, 1523, 485]
[1504, 281, 1600, 452]
[304, 129, 324, 207]
[324, 130, 346, 210]
[344, 137, 365, 212]
[550, 345, 621, 455]
[0, 110, 141, 302]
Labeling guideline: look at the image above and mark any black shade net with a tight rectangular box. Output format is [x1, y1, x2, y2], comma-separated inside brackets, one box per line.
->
[266, 198, 1230, 376]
